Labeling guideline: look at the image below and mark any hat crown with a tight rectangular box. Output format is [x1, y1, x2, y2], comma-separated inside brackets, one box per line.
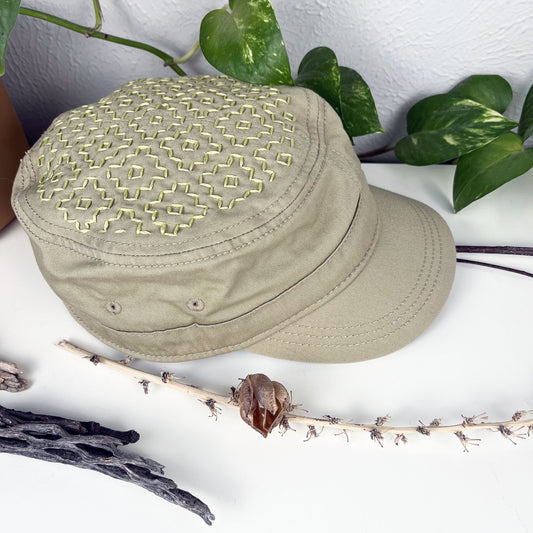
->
[13, 75, 382, 360]
[33, 76, 301, 243]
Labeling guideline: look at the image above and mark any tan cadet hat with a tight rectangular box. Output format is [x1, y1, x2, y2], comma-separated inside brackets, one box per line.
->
[12, 75, 456, 363]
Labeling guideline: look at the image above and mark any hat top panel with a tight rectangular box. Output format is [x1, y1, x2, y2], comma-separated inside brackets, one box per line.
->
[34, 76, 300, 241]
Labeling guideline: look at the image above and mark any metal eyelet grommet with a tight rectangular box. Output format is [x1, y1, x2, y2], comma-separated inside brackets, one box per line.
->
[106, 301, 122, 315]
[187, 298, 205, 312]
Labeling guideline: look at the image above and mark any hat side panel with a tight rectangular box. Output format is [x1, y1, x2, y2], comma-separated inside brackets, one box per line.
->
[20, 100, 363, 332]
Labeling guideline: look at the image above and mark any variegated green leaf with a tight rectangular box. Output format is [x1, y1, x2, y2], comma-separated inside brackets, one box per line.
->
[296, 47, 382, 137]
[453, 132, 533, 211]
[295, 47, 341, 114]
[448, 75, 513, 114]
[199, 0, 292, 85]
[395, 94, 517, 165]
[339, 66, 383, 137]
[518, 83, 533, 141]
[0, 0, 21, 76]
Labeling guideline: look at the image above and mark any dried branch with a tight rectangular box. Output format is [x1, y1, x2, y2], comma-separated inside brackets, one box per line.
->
[455, 245, 533, 256]
[456, 258, 533, 279]
[57, 340, 533, 448]
[0, 360, 29, 392]
[456, 245, 533, 278]
[0, 404, 214, 525]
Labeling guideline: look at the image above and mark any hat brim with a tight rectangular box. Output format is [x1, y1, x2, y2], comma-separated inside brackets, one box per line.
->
[247, 186, 456, 363]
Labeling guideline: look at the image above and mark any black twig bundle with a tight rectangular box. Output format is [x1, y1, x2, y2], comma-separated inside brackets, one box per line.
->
[0, 404, 215, 525]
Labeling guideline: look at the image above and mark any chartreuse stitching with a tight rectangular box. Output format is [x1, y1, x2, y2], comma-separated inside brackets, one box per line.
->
[22, 87, 314, 250]
[20, 89, 329, 267]
[35, 76, 295, 236]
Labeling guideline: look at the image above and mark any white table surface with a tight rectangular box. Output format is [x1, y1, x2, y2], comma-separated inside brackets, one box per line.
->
[1, 163, 532, 532]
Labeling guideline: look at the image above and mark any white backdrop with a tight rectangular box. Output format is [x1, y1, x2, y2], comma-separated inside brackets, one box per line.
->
[3, 0, 533, 156]
[2, 163, 533, 532]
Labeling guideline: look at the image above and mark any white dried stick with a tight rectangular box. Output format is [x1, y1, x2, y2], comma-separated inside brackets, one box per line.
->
[56, 340, 533, 444]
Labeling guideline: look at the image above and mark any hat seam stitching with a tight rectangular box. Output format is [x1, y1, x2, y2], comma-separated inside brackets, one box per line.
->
[67, 191, 366, 336]
[287, 199, 435, 332]
[259, 201, 442, 347]
[65, 198, 380, 360]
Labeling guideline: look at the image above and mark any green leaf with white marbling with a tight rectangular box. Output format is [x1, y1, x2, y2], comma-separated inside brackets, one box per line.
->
[0, 0, 20, 76]
[395, 94, 517, 165]
[199, 0, 292, 85]
[453, 132, 533, 211]
[295, 46, 341, 113]
[449, 75, 513, 114]
[518, 83, 533, 141]
[296, 47, 382, 137]
[339, 66, 383, 137]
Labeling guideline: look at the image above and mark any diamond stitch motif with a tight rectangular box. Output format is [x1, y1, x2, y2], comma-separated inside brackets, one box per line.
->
[35, 76, 296, 236]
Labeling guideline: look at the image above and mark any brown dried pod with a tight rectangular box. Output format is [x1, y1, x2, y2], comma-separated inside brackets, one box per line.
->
[237, 374, 290, 438]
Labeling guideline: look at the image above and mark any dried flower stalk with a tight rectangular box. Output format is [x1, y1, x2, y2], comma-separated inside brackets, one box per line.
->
[0, 404, 214, 525]
[57, 340, 533, 449]
[0, 360, 29, 392]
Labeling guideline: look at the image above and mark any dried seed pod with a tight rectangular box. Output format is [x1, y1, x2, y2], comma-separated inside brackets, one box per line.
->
[237, 374, 290, 438]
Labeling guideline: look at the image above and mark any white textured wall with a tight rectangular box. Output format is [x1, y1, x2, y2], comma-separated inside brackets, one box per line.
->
[4, 0, 533, 158]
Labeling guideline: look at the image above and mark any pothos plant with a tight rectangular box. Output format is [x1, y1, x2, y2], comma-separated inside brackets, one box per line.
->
[1, 0, 533, 212]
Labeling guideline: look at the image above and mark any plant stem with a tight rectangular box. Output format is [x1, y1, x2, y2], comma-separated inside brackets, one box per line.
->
[174, 40, 200, 64]
[56, 340, 533, 446]
[90, 0, 103, 34]
[18, 7, 187, 76]
[357, 145, 395, 160]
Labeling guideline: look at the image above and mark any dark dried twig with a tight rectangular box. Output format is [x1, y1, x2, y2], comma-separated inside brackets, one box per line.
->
[456, 258, 533, 279]
[0, 360, 29, 392]
[456, 245, 533, 256]
[0, 404, 214, 525]
[456, 245, 533, 278]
